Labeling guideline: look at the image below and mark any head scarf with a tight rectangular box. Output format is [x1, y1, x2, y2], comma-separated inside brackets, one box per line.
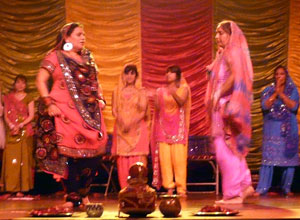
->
[54, 22, 82, 51]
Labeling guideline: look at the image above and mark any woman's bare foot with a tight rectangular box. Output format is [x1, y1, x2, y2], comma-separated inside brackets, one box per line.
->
[167, 188, 174, 195]
[61, 201, 73, 208]
[284, 192, 294, 197]
[215, 197, 243, 204]
[16, 192, 24, 197]
[253, 192, 261, 197]
[82, 196, 90, 205]
[242, 186, 254, 199]
[179, 193, 187, 198]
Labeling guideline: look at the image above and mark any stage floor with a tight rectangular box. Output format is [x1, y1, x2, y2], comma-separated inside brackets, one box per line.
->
[0, 192, 300, 219]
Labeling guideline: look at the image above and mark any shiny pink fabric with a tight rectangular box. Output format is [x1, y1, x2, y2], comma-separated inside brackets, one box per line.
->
[206, 21, 253, 199]
[206, 21, 253, 154]
[154, 88, 188, 145]
[214, 137, 251, 199]
[3, 93, 34, 137]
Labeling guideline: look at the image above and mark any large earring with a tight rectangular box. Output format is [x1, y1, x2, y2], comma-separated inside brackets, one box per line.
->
[63, 42, 73, 51]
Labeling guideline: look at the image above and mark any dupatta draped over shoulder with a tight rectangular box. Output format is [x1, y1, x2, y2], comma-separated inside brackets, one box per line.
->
[3, 93, 34, 138]
[36, 48, 107, 179]
[205, 21, 253, 155]
[261, 74, 299, 163]
[111, 73, 150, 156]
[151, 78, 191, 189]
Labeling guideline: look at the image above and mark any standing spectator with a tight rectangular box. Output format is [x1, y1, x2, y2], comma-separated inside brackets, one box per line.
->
[255, 66, 299, 196]
[1, 75, 35, 196]
[111, 64, 150, 189]
[151, 65, 191, 197]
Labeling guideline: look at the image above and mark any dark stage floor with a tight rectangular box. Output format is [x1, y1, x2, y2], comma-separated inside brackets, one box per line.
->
[0, 192, 300, 219]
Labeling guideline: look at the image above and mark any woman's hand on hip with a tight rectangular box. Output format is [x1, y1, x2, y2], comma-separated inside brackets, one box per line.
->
[47, 104, 61, 117]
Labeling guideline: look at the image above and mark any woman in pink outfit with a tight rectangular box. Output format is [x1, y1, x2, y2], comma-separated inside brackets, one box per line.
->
[151, 65, 191, 196]
[36, 22, 107, 207]
[111, 64, 150, 189]
[205, 20, 254, 204]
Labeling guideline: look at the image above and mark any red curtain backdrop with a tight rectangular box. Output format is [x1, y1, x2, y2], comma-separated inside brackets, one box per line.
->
[141, 0, 213, 135]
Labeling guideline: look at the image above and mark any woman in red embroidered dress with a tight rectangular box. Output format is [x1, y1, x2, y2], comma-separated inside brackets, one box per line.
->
[36, 22, 107, 207]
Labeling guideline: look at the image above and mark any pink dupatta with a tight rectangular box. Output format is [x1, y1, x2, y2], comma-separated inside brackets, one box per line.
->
[205, 21, 253, 155]
[151, 78, 191, 189]
[3, 93, 34, 137]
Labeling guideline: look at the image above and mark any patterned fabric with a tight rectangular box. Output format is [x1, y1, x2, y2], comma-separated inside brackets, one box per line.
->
[1, 93, 34, 192]
[36, 49, 107, 179]
[206, 21, 253, 155]
[3, 93, 34, 137]
[260, 76, 299, 166]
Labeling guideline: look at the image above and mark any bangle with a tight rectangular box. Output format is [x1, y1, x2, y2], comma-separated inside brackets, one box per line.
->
[97, 98, 106, 105]
[97, 94, 106, 105]
[42, 96, 53, 107]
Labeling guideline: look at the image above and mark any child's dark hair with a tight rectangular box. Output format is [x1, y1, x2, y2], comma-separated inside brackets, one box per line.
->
[167, 65, 181, 81]
[124, 65, 138, 77]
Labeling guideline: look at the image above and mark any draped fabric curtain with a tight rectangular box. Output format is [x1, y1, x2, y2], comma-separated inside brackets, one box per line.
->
[141, 0, 212, 135]
[0, 0, 298, 173]
[65, 0, 141, 133]
[214, 0, 290, 171]
[288, 0, 300, 138]
[0, 0, 65, 94]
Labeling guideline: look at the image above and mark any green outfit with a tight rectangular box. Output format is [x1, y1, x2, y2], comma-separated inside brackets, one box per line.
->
[1, 94, 34, 192]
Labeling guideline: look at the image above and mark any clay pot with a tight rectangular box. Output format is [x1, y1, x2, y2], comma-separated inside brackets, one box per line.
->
[119, 162, 156, 217]
[159, 195, 181, 217]
[85, 203, 103, 217]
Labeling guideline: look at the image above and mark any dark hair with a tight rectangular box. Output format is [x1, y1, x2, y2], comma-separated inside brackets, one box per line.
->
[274, 65, 288, 75]
[13, 74, 27, 91]
[14, 74, 27, 85]
[56, 22, 83, 50]
[167, 65, 181, 81]
[217, 20, 232, 35]
[124, 65, 138, 77]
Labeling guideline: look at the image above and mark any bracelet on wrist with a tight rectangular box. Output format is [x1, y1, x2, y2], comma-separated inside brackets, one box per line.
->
[96, 94, 106, 105]
[97, 99, 106, 105]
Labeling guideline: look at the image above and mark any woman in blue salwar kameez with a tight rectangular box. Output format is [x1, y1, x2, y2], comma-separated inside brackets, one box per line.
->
[255, 66, 299, 196]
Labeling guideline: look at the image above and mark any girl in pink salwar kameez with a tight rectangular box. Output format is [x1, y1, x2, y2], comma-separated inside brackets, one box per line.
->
[205, 21, 254, 204]
[151, 65, 191, 196]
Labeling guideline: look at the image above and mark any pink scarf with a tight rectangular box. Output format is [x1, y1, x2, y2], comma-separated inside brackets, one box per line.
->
[151, 78, 191, 189]
[206, 21, 253, 155]
[3, 93, 34, 136]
